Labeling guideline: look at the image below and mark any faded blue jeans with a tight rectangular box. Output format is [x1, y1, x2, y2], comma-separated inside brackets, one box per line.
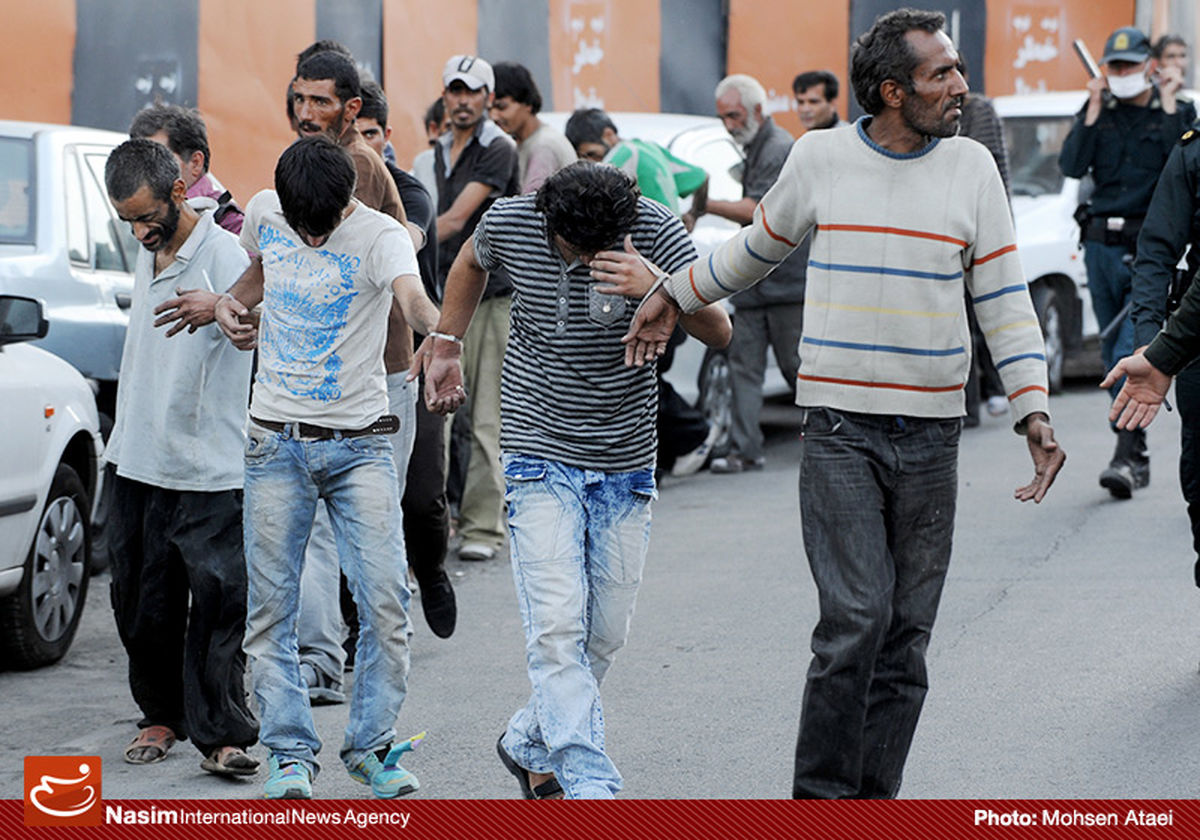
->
[792, 407, 960, 799]
[242, 420, 412, 777]
[1084, 241, 1135, 400]
[297, 374, 418, 684]
[499, 454, 655, 799]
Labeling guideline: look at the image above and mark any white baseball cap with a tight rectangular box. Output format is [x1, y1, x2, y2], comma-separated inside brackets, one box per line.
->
[443, 55, 494, 91]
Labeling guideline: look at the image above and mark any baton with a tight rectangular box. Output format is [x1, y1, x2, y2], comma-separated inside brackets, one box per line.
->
[1072, 39, 1101, 79]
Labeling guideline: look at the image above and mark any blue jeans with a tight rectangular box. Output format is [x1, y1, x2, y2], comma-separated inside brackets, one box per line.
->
[499, 454, 655, 799]
[1084, 241, 1135, 399]
[242, 420, 412, 777]
[792, 407, 959, 799]
[297, 374, 418, 682]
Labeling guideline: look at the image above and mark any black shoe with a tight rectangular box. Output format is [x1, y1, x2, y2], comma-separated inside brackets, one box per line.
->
[1099, 460, 1134, 499]
[418, 570, 457, 639]
[1132, 458, 1150, 489]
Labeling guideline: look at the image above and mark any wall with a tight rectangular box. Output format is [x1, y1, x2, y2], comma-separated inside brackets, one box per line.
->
[0, 0, 1166, 204]
[726, 0, 851, 137]
[984, 0, 1138, 95]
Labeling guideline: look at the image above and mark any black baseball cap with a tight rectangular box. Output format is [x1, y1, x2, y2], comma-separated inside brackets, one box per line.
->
[1102, 27, 1151, 64]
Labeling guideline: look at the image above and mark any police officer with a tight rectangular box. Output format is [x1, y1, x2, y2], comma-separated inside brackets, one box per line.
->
[1059, 26, 1195, 498]
[1129, 127, 1200, 581]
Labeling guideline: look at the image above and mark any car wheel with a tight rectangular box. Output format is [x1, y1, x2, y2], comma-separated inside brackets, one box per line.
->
[1032, 284, 1065, 394]
[697, 348, 733, 456]
[0, 464, 91, 669]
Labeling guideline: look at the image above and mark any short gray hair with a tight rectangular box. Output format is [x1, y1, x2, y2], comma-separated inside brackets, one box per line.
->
[715, 74, 767, 111]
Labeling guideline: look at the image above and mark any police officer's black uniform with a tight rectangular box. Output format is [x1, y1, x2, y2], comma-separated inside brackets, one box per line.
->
[1131, 127, 1200, 573]
[1059, 53, 1196, 497]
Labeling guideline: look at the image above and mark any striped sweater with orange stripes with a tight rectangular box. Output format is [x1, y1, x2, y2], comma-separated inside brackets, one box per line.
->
[665, 118, 1050, 427]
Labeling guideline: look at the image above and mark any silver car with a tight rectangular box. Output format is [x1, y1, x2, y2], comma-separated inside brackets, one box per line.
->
[0, 120, 138, 425]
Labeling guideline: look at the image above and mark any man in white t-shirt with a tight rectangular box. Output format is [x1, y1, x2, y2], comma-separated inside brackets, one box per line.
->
[214, 136, 442, 800]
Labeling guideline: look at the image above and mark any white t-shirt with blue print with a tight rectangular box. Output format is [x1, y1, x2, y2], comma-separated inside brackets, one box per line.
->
[240, 190, 419, 429]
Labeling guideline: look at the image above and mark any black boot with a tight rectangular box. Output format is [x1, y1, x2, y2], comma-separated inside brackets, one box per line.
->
[1129, 427, 1150, 488]
[1099, 430, 1139, 499]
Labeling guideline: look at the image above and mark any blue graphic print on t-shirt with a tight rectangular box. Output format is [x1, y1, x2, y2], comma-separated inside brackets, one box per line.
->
[257, 224, 363, 404]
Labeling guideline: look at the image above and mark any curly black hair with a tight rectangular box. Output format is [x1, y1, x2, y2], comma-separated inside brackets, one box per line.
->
[851, 7, 946, 116]
[535, 162, 640, 254]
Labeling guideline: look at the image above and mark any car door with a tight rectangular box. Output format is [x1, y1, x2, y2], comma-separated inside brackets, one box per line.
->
[52, 143, 136, 384]
[0, 342, 52, 569]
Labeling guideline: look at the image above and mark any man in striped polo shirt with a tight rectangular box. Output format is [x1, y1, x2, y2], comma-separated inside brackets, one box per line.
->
[626, 8, 1066, 798]
[414, 163, 729, 798]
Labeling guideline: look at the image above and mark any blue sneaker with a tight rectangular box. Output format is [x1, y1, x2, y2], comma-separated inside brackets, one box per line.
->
[347, 732, 423, 798]
[263, 756, 312, 800]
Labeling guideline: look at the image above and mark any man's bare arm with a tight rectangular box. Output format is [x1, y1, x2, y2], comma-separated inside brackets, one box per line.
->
[408, 238, 489, 413]
[702, 196, 757, 226]
[390, 273, 441, 337]
[436, 181, 493, 242]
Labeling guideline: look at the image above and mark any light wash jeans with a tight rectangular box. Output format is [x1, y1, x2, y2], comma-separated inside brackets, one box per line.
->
[499, 453, 655, 799]
[242, 418, 412, 777]
[297, 375, 418, 682]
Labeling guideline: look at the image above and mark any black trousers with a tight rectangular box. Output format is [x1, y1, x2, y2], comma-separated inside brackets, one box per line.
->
[1176, 362, 1200, 570]
[403, 389, 450, 584]
[106, 466, 258, 755]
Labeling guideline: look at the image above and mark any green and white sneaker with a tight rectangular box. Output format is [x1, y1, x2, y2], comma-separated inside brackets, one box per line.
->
[347, 732, 424, 798]
[263, 756, 312, 799]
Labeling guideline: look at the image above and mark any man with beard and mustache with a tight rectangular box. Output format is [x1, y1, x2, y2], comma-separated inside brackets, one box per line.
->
[292, 49, 405, 222]
[434, 55, 519, 563]
[695, 74, 807, 474]
[623, 8, 1065, 797]
[103, 138, 259, 777]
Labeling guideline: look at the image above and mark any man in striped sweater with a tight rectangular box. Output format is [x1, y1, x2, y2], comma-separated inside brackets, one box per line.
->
[414, 163, 729, 798]
[626, 8, 1065, 798]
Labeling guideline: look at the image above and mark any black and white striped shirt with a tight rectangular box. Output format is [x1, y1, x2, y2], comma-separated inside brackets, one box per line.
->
[474, 194, 697, 471]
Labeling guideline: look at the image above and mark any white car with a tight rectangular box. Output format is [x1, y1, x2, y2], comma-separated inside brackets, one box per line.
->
[993, 91, 1104, 391]
[0, 294, 104, 668]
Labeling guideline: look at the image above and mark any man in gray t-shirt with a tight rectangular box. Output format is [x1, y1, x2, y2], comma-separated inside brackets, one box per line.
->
[103, 138, 259, 778]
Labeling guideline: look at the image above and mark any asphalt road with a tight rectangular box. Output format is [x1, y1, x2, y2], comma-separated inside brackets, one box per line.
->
[2, 382, 1196, 800]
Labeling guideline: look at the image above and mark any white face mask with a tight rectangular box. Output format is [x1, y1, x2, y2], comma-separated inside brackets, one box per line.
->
[1106, 69, 1150, 99]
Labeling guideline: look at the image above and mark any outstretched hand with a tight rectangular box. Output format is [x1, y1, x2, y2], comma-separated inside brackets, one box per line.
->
[153, 287, 221, 336]
[408, 334, 467, 415]
[1015, 413, 1065, 503]
[1101, 351, 1172, 429]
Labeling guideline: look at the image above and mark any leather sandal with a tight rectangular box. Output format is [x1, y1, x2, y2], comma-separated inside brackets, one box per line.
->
[201, 746, 260, 776]
[496, 734, 563, 799]
[123, 725, 176, 765]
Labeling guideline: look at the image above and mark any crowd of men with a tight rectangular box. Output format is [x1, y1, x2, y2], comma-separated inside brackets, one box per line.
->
[94, 5, 1200, 802]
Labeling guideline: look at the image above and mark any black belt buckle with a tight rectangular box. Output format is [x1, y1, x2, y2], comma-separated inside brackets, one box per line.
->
[368, 414, 400, 435]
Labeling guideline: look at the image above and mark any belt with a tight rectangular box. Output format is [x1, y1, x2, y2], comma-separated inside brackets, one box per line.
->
[250, 415, 399, 440]
[1085, 215, 1142, 246]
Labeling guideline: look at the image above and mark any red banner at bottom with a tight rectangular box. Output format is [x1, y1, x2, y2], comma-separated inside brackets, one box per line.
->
[2, 798, 1198, 840]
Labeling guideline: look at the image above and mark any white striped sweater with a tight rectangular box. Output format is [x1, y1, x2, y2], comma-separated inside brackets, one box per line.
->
[667, 118, 1050, 426]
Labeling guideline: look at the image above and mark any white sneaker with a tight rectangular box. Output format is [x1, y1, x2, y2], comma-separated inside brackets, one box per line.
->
[458, 542, 496, 561]
[986, 396, 1008, 417]
[671, 424, 721, 477]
